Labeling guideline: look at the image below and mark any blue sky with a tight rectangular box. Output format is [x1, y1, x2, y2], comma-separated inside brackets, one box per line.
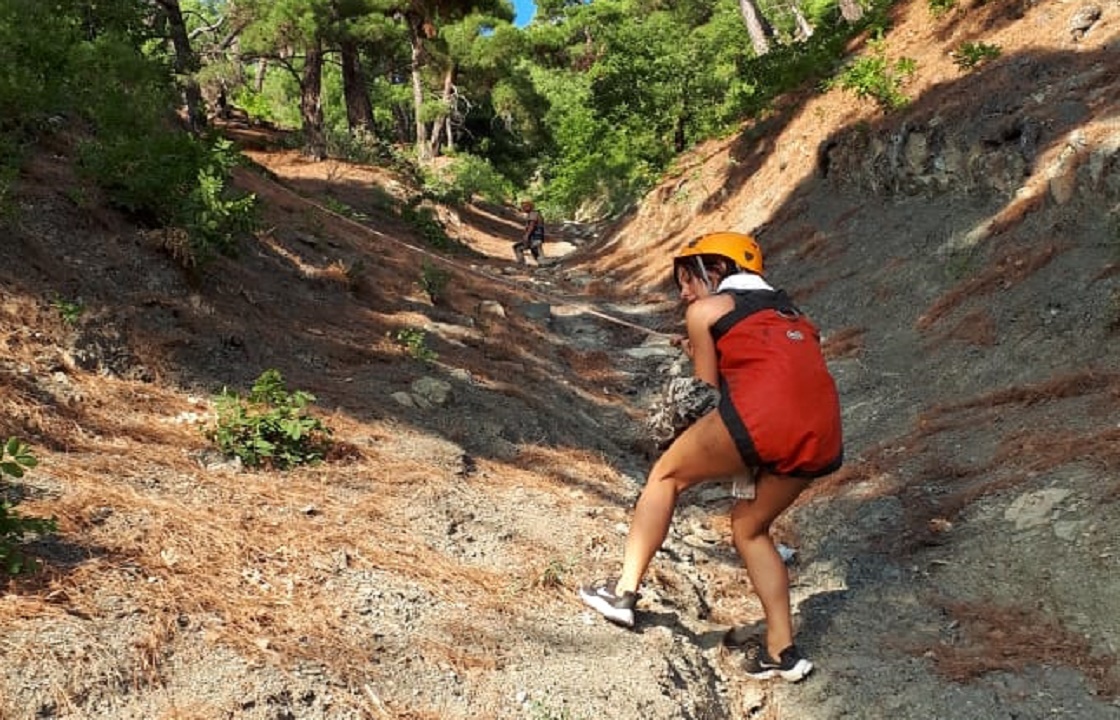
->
[513, 0, 536, 26]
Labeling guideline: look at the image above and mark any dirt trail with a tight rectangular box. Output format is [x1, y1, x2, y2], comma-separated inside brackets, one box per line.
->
[3, 0, 1120, 717]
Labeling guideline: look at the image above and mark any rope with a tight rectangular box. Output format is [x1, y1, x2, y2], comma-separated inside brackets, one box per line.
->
[267, 178, 678, 340]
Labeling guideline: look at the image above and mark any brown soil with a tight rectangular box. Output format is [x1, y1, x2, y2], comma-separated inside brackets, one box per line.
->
[2, 1, 1120, 718]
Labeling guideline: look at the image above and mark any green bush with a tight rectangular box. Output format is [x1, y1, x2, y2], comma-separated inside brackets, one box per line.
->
[952, 42, 1001, 71]
[180, 137, 258, 259]
[831, 36, 917, 111]
[210, 370, 333, 470]
[392, 327, 438, 363]
[51, 295, 85, 326]
[928, 0, 957, 17]
[419, 261, 451, 304]
[401, 202, 454, 251]
[423, 152, 515, 206]
[82, 133, 256, 263]
[1, 438, 57, 575]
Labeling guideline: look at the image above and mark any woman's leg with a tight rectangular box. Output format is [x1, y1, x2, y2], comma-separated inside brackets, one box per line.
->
[730, 472, 812, 657]
[615, 411, 746, 594]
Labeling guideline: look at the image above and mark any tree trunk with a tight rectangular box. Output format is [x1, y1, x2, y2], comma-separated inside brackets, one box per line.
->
[155, 0, 206, 132]
[393, 103, 411, 145]
[838, 0, 864, 23]
[300, 39, 327, 160]
[427, 65, 455, 158]
[340, 39, 376, 137]
[409, 18, 430, 162]
[792, 5, 814, 40]
[255, 58, 268, 93]
[737, 0, 775, 56]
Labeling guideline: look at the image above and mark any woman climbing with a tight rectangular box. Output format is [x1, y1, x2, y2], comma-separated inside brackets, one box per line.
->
[513, 200, 545, 265]
[579, 231, 843, 682]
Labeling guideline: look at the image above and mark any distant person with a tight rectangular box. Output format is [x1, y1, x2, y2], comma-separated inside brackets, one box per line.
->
[579, 232, 843, 683]
[513, 200, 545, 265]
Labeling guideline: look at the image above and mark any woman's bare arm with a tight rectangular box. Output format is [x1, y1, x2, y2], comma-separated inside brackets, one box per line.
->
[685, 295, 731, 386]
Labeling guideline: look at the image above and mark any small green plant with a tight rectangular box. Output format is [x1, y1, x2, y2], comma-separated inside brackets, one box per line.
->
[345, 258, 366, 291]
[392, 327, 438, 363]
[1, 438, 57, 575]
[323, 196, 354, 217]
[182, 138, 258, 260]
[51, 296, 85, 326]
[418, 261, 451, 304]
[953, 42, 1001, 71]
[533, 557, 572, 590]
[928, 0, 957, 16]
[210, 370, 333, 470]
[401, 202, 454, 251]
[944, 249, 973, 281]
[421, 152, 514, 205]
[832, 36, 917, 111]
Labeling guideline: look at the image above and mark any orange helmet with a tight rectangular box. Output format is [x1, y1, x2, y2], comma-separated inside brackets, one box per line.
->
[675, 232, 764, 275]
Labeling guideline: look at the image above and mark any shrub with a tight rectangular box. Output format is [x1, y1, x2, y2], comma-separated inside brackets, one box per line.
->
[392, 327, 438, 363]
[953, 42, 1001, 71]
[179, 137, 258, 259]
[401, 202, 454, 251]
[831, 36, 917, 111]
[210, 370, 333, 470]
[423, 152, 515, 205]
[419, 261, 451, 304]
[80, 132, 256, 265]
[51, 295, 85, 326]
[928, 0, 957, 17]
[1, 438, 57, 575]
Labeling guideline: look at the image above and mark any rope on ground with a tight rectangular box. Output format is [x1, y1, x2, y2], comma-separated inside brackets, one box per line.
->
[270, 180, 677, 340]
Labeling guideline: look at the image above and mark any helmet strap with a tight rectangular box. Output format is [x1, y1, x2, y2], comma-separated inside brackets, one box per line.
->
[695, 257, 713, 291]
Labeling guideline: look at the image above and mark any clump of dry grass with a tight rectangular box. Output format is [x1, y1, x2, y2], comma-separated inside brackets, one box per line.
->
[917, 242, 1060, 331]
[939, 309, 997, 346]
[822, 326, 866, 359]
[923, 599, 1120, 697]
[806, 369, 1120, 551]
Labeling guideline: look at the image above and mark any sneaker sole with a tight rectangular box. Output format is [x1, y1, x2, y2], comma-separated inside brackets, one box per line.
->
[779, 658, 813, 682]
[745, 659, 813, 683]
[578, 589, 635, 628]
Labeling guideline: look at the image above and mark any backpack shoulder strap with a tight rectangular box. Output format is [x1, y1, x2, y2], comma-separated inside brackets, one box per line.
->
[711, 290, 801, 340]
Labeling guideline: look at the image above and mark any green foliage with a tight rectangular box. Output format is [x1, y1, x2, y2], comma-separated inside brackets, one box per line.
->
[81, 133, 256, 263]
[323, 196, 357, 218]
[831, 36, 917, 111]
[928, 0, 957, 17]
[325, 127, 393, 166]
[51, 296, 85, 326]
[1, 438, 57, 575]
[0, 0, 257, 264]
[418, 261, 451, 304]
[182, 138, 258, 259]
[524, 0, 885, 217]
[392, 327, 438, 363]
[533, 556, 573, 589]
[944, 244, 982, 281]
[423, 153, 515, 205]
[952, 42, 1001, 71]
[401, 203, 454, 251]
[210, 370, 333, 470]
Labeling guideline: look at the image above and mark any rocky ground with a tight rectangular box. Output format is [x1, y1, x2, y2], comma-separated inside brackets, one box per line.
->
[2, 0, 1120, 718]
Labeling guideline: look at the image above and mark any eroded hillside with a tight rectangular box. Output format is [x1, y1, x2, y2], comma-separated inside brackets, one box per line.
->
[2, 0, 1120, 718]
